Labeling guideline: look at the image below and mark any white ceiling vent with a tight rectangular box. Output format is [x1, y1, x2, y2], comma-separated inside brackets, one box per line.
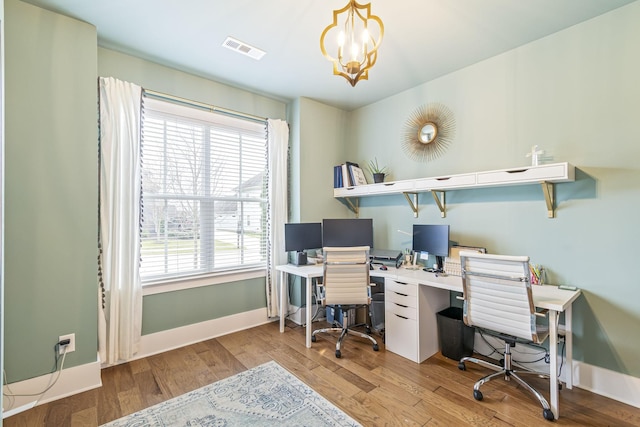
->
[222, 36, 266, 60]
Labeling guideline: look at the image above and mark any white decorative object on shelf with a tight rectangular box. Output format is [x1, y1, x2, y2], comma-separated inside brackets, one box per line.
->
[526, 145, 544, 166]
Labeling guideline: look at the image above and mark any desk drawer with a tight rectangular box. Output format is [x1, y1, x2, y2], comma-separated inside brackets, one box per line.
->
[367, 180, 414, 194]
[334, 185, 368, 197]
[414, 173, 476, 190]
[385, 279, 417, 297]
[386, 289, 417, 310]
[385, 311, 418, 362]
[385, 300, 416, 320]
[477, 163, 569, 185]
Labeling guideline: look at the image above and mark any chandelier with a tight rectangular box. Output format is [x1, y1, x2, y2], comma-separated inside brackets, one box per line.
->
[320, 0, 384, 87]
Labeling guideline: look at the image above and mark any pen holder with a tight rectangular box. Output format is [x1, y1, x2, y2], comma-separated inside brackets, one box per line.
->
[404, 254, 412, 266]
[530, 265, 545, 285]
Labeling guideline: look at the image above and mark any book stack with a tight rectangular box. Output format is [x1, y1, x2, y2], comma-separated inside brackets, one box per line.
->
[334, 161, 368, 188]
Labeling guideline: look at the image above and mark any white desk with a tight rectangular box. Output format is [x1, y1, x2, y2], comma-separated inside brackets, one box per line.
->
[276, 263, 581, 419]
[276, 263, 331, 349]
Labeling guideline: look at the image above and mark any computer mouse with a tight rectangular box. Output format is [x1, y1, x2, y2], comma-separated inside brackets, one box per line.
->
[379, 265, 388, 270]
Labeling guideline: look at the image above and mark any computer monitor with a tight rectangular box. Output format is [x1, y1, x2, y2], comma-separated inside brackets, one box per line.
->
[412, 224, 450, 272]
[322, 218, 373, 248]
[285, 223, 322, 265]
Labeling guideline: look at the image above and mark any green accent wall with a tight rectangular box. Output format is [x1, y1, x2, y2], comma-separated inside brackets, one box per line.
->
[97, 48, 287, 338]
[97, 48, 287, 122]
[142, 278, 267, 335]
[4, 1, 287, 383]
[287, 97, 348, 305]
[295, 97, 349, 223]
[4, 0, 98, 382]
[338, 3, 640, 377]
[3, 0, 640, 388]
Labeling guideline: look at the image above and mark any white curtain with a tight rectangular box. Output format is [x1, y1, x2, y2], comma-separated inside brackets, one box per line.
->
[98, 77, 143, 365]
[266, 119, 289, 318]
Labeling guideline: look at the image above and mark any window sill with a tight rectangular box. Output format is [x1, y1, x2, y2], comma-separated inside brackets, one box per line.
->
[142, 268, 267, 296]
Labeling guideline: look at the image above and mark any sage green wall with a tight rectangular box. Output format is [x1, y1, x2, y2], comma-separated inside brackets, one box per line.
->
[287, 97, 348, 304]
[343, 3, 640, 377]
[7, 0, 637, 388]
[142, 278, 267, 335]
[98, 48, 287, 121]
[296, 97, 349, 222]
[4, 0, 290, 383]
[289, 99, 302, 222]
[4, 0, 98, 382]
[98, 48, 288, 335]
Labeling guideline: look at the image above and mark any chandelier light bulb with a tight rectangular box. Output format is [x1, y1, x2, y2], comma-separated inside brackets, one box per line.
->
[351, 42, 359, 61]
[320, 0, 384, 87]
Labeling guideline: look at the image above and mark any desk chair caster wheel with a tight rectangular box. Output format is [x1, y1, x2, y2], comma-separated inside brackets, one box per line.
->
[458, 362, 466, 371]
[543, 408, 555, 421]
[335, 350, 341, 358]
[473, 390, 483, 401]
[373, 343, 379, 351]
[311, 336, 317, 343]
[365, 325, 372, 334]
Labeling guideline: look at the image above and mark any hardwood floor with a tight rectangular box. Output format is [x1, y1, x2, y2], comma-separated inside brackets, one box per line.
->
[4, 320, 640, 426]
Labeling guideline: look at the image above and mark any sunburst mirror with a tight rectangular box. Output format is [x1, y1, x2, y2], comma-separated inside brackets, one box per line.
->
[401, 103, 456, 162]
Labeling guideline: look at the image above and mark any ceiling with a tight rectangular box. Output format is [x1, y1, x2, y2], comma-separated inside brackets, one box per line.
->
[22, 0, 636, 111]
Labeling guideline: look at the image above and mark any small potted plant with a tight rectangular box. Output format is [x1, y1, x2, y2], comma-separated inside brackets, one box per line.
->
[367, 157, 387, 183]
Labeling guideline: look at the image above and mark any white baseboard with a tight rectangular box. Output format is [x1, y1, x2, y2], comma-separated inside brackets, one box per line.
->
[135, 307, 274, 360]
[573, 361, 640, 409]
[2, 359, 101, 418]
[2, 308, 272, 418]
[5, 309, 638, 417]
[2, 402, 36, 419]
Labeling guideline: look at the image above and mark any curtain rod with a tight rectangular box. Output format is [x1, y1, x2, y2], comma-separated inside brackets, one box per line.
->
[143, 89, 267, 124]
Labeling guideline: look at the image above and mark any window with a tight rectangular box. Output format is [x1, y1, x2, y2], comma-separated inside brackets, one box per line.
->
[140, 97, 268, 284]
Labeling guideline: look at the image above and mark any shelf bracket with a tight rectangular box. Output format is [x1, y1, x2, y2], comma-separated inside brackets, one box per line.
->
[541, 181, 555, 218]
[431, 190, 446, 218]
[403, 192, 419, 218]
[344, 197, 359, 218]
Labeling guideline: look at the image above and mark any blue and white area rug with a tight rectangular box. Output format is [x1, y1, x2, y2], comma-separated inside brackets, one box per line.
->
[101, 360, 361, 426]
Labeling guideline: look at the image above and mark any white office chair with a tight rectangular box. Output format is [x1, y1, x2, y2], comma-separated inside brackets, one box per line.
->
[457, 251, 555, 421]
[311, 246, 379, 358]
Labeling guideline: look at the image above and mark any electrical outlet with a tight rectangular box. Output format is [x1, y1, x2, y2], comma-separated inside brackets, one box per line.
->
[59, 333, 76, 355]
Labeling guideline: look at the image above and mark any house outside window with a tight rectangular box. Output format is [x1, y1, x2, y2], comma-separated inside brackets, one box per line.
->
[140, 97, 268, 285]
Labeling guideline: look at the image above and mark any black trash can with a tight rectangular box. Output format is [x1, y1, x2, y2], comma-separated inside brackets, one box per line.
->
[369, 292, 385, 333]
[436, 306, 475, 360]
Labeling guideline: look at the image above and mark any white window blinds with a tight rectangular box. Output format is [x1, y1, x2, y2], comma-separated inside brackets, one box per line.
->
[140, 97, 268, 283]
